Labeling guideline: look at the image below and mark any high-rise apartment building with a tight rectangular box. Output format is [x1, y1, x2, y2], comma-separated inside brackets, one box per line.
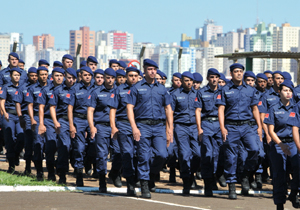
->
[69, 26, 95, 58]
[105, 30, 133, 55]
[10, 32, 24, 52]
[33, 34, 54, 51]
[0, 33, 11, 68]
[202, 19, 223, 43]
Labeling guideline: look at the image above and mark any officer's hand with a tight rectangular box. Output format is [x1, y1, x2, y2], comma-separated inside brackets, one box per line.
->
[38, 124, 47, 136]
[257, 127, 263, 142]
[133, 127, 141, 141]
[4, 113, 9, 122]
[221, 128, 228, 142]
[166, 128, 173, 147]
[198, 128, 204, 142]
[54, 122, 61, 134]
[70, 125, 77, 139]
[31, 119, 37, 131]
[19, 116, 26, 129]
[90, 126, 97, 139]
[111, 126, 119, 140]
[266, 134, 272, 144]
[279, 142, 291, 156]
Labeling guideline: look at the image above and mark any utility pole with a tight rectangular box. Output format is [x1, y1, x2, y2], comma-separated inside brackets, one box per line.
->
[139, 45, 146, 71]
[76, 44, 82, 69]
[12, 42, 18, 52]
[178, 47, 183, 73]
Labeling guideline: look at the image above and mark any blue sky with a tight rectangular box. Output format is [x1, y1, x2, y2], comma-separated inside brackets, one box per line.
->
[3, 0, 299, 49]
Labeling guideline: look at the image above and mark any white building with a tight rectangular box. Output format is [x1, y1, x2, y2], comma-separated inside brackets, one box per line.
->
[10, 32, 24, 52]
[202, 19, 223, 43]
[24, 44, 36, 70]
[36, 48, 69, 71]
[0, 33, 11, 68]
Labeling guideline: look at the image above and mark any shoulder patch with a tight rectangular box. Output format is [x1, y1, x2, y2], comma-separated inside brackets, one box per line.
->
[50, 94, 54, 99]
[127, 90, 131, 94]
[66, 93, 70, 98]
[38, 92, 42, 97]
[195, 97, 198, 102]
[258, 101, 262, 106]
[0, 91, 3, 94]
[217, 94, 221, 99]
[26, 92, 29, 97]
[265, 113, 269, 119]
[290, 112, 296, 117]
[88, 95, 91, 99]
[15, 91, 18, 95]
[110, 93, 115, 98]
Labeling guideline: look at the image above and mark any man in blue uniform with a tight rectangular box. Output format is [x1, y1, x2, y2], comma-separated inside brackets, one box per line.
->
[53, 61, 63, 68]
[168, 73, 181, 93]
[94, 69, 104, 86]
[118, 61, 127, 71]
[109, 67, 140, 195]
[195, 68, 223, 196]
[109, 59, 119, 71]
[49, 68, 77, 184]
[87, 56, 98, 72]
[18, 59, 25, 70]
[116, 69, 126, 86]
[126, 59, 173, 199]
[38, 59, 50, 69]
[193, 72, 203, 90]
[66, 66, 94, 186]
[62, 54, 74, 70]
[0, 60, 2, 70]
[171, 71, 199, 195]
[264, 70, 273, 90]
[25, 66, 49, 180]
[216, 63, 262, 199]
[80, 61, 87, 68]
[15, 67, 38, 175]
[219, 73, 228, 86]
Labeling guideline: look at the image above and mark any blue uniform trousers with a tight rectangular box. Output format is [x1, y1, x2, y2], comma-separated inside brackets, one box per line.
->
[224, 123, 259, 183]
[117, 121, 135, 178]
[95, 123, 111, 175]
[167, 136, 178, 168]
[23, 114, 33, 161]
[201, 120, 223, 179]
[110, 135, 122, 171]
[136, 122, 168, 180]
[174, 123, 200, 178]
[56, 117, 71, 171]
[44, 118, 57, 166]
[3, 113, 24, 158]
[270, 141, 299, 205]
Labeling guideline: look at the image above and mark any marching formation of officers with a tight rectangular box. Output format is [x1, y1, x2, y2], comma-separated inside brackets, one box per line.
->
[1, 52, 300, 210]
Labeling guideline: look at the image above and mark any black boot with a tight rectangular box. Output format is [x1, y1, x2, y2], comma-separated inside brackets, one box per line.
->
[196, 171, 202, 180]
[58, 171, 67, 185]
[249, 174, 257, 189]
[255, 173, 263, 190]
[99, 174, 107, 193]
[35, 161, 44, 181]
[7, 158, 15, 174]
[92, 163, 98, 178]
[15, 153, 20, 166]
[204, 178, 214, 197]
[24, 160, 31, 175]
[141, 180, 151, 199]
[149, 173, 156, 192]
[126, 176, 136, 196]
[218, 174, 227, 187]
[288, 189, 300, 208]
[182, 178, 190, 195]
[190, 174, 197, 189]
[276, 203, 284, 210]
[169, 167, 176, 183]
[76, 168, 84, 186]
[228, 183, 237, 199]
[47, 164, 56, 181]
[109, 169, 122, 187]
[241, 171, 250, 195]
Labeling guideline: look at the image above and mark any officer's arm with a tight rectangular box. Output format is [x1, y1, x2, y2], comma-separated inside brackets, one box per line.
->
[218, 105, 225, 130]
[28, 103, 34, 122]
[39, 104, 45, 127]
[127, 104, 137, 129]
[293, 126, 300, 151]
[0, 99, 6, 116]
[260, 113, 271, 142]
[252, 105, 262, 141]
[109, 108, 117, 129]
[68, 105, 75, 129]
[16, 103, 22, 117]
[87, 106, 97, 139]
[268, 124, 281, 144]
[195, 108, 202, 133]
[50, 105, 58, 125]
[165, 104, 173, 130]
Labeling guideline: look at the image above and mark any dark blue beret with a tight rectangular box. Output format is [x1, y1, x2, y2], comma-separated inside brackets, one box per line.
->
[256, 73, 268, 81]
[144, 59, 158, 68]
[80, 66, 93, 76]
[282, 71, 292, 80]
[207, 68, 220, 77]
[116, 69, 126, 77]
[28, 67, 37, 74]
[0, 60, 2, 66]
[10, 67, 22, 75]
[53, 61, 63, 67]
[104, 68, 116, 77]
[80, 60, 86, 67]
[9, 52, 19, 60]
[193, 73, 203, 82]
[39, 59, 50, 66]
[19, 59, 25, 64]
[126, 67, 140, 74]
[219, 73, 226, 81]
[230, 63, 244, 72]
[37, 66, 48, 72]
[264, 70, 273, 74]
[94, 69, 104, 76]
[273, 71, 284, 77]
[182, 71, 194, 80]
[76, 69, 80, 74]
[118, 61, 127, 68]
[139, 70, 143, 77]
[109, 59, 118, 66]
[244, 71, 256, 80]
[161, 71, 167, 79]
[87, 56, 98, 64]
[52, 67, 65, 75]
[173, 72, 181, 79]
[63, 54, 74, 61]
[65, 68, 77, 78]
[280, 80, 294, 91]
[156, 70, 164, 79]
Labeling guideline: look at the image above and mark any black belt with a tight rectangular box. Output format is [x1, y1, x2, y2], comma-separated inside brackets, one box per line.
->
[95, 122, 110, 126]
[249, 121, 257, 126]
[6, 109, 17, 115]
[57, 115, 68, 120]
[117, 119, 129, 123]
[202, 117, 218, 121]
[175, 122, 195, 126]
[136, 119, 163, 125]
[225, 120, 251, 126]
[281, 138, 293, 143]
[73, 113, 87, 119]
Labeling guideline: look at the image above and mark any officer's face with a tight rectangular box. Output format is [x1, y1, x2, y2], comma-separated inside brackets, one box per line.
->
[138, 75, 143, 81]
[8, 55, 19, 67]
[244, 77, 255, 87]
[193, 82, 201, 90]
[39, 64, 49, 69]
[230, 68, 243, 82]
[18, 63, 25, 70]
[127, 72, 139, 85]
[161, 78, 167, 86]
[280, 86, 293, 100]
[273, 74, 284, 88]
[104, 74, 115, 87]
[256, 78, 267, 91]
[65, 73, 76, 87]
[155, 74, 162, 84]
[52, 72, 64, 86]
[38, 70, 48, 83]
[111, 63, 119, 71]
[119, 67, 125, 70]
[208, 75, 219, 87]
[81, 71, 92, 84]
[94, 74, 104, 86]
[172, 76, 181, 88]
[265, 73, 273, 87]
[63, 59, 73, 69]
[218, 79, 226, 86]
[87, 62, 97, 71]
[10, 71, 20, 83]
[144, 66, 157, 79]
[116, 75, 126, 85]
[28, 73, 38, 84]
[181, 77, 193, 91]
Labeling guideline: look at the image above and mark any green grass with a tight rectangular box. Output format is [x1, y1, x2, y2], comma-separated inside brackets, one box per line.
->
[0, 171, 62, 186]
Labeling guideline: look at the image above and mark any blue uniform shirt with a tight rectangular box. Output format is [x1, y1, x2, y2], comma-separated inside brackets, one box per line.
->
[25, 82, 46, 112]
[13, 81, 34, 112]
[88, 84, 116, 123]
[126, 78, 171, 121]
[194, 84, 221, 118]
[0, 82, 20, 110]
[259, 87, 280, 114]
[293, 85, 300, 102]
[264, 100, 294, 138]
[287, 102, 300, 128]
[215, 80, 258, 121]
[49, 82, 72, 116]
[0, 66, 28, 86]
[36, 82, 55, 116]
[171, 87, 197, 124]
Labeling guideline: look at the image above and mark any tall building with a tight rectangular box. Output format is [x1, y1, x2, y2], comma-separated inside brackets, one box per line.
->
[0, 33, 11, 68]
[202, 19, 223, 43]
[69, 26, 95, 58]
[105, 30, 133, 55]
[33, 34, 55, 51]
[10, 32, 24, 52]
[195, 28, 203, 40]
[23, 44, 36, 70]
